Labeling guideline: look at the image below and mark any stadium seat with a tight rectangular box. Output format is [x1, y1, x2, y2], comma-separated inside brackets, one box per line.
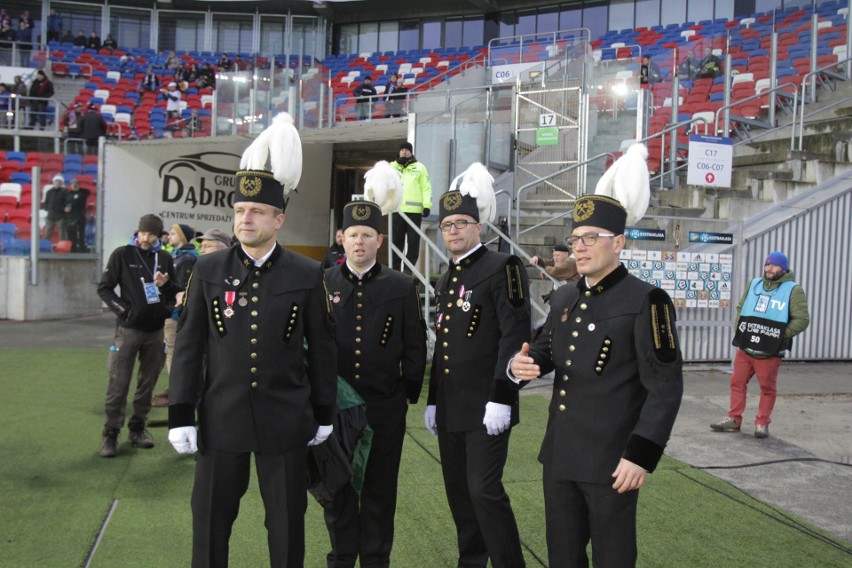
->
[54, 240, 73, 253]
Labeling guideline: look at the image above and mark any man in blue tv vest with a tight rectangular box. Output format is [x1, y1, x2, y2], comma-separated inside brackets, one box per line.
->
[711, 251, 810, 438]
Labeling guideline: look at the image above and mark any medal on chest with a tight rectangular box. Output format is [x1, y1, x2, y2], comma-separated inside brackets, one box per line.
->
[455, 285, 473, 312]
[223, 291, 236, 318]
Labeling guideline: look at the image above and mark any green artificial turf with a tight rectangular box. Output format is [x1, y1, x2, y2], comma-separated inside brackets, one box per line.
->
[0, 348, 849, 567]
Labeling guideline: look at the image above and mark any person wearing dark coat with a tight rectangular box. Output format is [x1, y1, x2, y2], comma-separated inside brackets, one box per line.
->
[42, 174, 67, 240]
[323, 200, 426, 568]
[426, 190, 530, 568]
[63, 178, 91, 252]
[28, 70, 54, 128]
[321, 228, 345, 269]
[510, 195, 684, 567]
[87, 31, 101, 50]
[384, 74, 408, 118]
[78, 104, 107, 153]
[167, 162, 337, 568]
[140, 67, 160, 93]
[46, 9, 62, 43]
[72, 30, 86, 47]
[352, 75, 378, 120]
[96, 214, 178, 457]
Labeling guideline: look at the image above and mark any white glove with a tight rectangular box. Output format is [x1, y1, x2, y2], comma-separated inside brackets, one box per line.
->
[308, 424, 333, 446]
[483, 402, 512, 436]
[424, 405, 437, 436]
[168, 426, 198, 454]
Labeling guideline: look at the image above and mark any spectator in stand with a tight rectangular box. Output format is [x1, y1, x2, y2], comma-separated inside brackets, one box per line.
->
[47, 9, 63, 43]
[87, 31, 101, 51]
[61, 101, 83, 140]
[43, 175, 68, 241]
[0, 83, 10, 125]
[353, 75, 378, 120]
[11, 74, 27, 125]
[139, 66, 160, 93]
[0, 21, 17, 51]
[63, 178, 91, 252]
[102, 34, 116, 50]
[28, 70, 54, 129]
[165, 51, 179, 70]
[160, 82, 182, 120]
[384, 74, 408, 118]
[60, 30, 74, 44]
[233, 54, 246, 71]
[185, 63, 199, 83]
[197, 63, 216, 89]
[73, 30, 86, 47]
[79, 103, 107, 154]
[16, 20, 32, 62]
[217, 52, 232, 72]
[18, 10, 33, 29]
[0, 10, 10, 28]
[695, 45, 722, 80]
[119, 53, 133, 72]
[639, 55, 661, 85]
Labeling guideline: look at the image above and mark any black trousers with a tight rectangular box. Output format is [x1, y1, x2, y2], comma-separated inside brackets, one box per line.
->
[437, 429, 525, 568]
[325, 395, 407, 568]
[191, 447, 308, 568]
[390, 213, 422, 272]
[543, 472, 639, 568]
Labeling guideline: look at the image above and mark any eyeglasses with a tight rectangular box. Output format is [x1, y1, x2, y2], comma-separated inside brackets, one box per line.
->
[439, 220, 475, 232]
[565, 232, 617, 247]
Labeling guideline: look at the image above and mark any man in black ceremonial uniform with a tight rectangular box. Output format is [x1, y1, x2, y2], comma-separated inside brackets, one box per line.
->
[323, 200, 426, 568]
[426, 190, 530, 568]
[510, 195, 684, 568]
[167, 168, 337, 568]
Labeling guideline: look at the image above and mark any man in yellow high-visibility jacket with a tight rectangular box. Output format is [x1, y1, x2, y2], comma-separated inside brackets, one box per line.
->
[390, 141, 432, 272]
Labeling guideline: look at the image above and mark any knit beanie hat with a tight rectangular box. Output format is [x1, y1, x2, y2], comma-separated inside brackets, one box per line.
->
[765, 251, 788, 271]
[172, 223, 195, 244]
[138, 214, 164, 236]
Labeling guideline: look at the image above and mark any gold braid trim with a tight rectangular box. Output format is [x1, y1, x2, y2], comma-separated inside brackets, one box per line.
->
[651, 303, 662, 350]
[662, 303, 676, 349]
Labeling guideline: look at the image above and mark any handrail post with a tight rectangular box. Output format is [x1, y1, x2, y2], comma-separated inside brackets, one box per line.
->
[769, 32, 778, 127]
[669, 73, 679, 189]
[723, 52, 732, 137]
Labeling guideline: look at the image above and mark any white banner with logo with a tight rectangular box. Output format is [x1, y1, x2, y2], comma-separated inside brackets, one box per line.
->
[102, 137, 332, 266]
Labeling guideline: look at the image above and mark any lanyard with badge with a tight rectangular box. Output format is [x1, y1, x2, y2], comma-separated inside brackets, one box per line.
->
[135, 247, 161, 304]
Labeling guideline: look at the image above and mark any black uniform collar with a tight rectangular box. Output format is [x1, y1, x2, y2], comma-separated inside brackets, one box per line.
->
[236, 242, 281, 272]
[341, 262, 381, 283]
[450, 245, 487, 270]
[578, 263, 628, 296]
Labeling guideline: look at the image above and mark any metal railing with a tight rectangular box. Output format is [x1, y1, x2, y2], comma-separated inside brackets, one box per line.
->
[714, 82, 798, 139]
[483, 219, 551, 319]
[386, 211, 449, 345]
[797, 55, 852, 151]
[512, 152, 614, 241]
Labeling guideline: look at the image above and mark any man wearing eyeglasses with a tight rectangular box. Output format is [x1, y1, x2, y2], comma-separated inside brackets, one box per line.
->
[509, 194, 683, 568]
[426, 190, 530, 568]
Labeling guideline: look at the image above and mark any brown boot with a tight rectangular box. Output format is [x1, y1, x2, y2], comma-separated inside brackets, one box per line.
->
[99, 428, 119, 458]
[128, 427, 155, 449]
